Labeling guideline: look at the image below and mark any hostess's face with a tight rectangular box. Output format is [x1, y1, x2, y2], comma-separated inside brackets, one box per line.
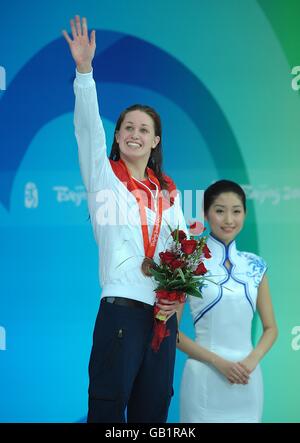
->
[115, 110, 160, 164]
[205, 192, 246, 244]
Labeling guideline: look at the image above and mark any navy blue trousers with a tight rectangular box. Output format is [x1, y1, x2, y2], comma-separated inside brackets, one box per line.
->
[87, 300, 177, 423]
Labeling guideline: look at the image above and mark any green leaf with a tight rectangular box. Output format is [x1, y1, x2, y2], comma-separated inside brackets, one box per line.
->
[150, 269, 168, 284]
[149, 267, 164, 276]
[164, 219, 174, 234]
[187, 287, 203, 298]
[177, 268, 186, 282]
[115, 255, 135, 269]
[167, 280, 184, 288]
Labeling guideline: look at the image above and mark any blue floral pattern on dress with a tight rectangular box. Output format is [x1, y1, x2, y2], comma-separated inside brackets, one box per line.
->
[238, 252, 267, 288]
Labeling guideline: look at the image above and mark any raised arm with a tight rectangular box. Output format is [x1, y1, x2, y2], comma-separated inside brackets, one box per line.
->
[62, 16, 95, 74]
[63, 16, 111, 192]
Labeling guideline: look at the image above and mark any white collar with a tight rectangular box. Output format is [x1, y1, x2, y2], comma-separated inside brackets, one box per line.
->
[207, 233, 239, 265]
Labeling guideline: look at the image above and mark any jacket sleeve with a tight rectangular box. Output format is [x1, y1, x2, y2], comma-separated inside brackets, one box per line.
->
[73, 69, 112, 192]
[170, 190, 188, 236]
[176, 194, 189, 235]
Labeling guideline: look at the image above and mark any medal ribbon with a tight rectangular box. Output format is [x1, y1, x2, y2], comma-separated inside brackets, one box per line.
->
[119, 159, 163, 260]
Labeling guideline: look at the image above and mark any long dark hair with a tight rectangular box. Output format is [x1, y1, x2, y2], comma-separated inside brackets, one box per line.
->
[204, 180, 246, 214]
[109, 104, 168, 190]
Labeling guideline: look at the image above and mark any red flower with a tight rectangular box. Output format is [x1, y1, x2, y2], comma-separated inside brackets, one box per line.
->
[193, 262, 208, 275]
[156, 289, 186, 303]
[159, 251, 176, 264]
[169, 259, 185, 270]
[181, 239, 198, 255]
[171, 229, 187, 242]
[203, 244, 211, 259]
[189, 220, 206, 236]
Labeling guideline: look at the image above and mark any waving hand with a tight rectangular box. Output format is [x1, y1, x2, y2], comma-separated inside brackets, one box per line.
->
[62, 15, 96, 73]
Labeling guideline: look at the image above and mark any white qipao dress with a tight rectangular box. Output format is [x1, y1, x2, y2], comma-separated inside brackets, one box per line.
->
[180, 234, 267, 423]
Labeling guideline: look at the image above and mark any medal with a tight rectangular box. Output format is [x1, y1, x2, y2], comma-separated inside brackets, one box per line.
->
[119, 159, 163, 278]
[141, 257, 155, 277]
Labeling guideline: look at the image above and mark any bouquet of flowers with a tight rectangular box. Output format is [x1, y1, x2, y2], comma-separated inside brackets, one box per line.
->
[150, 221, 212, 351]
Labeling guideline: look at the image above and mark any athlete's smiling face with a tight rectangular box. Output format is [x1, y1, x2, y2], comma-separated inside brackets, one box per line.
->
[115, 110, 160, 163]
[205, 192, 246, 244]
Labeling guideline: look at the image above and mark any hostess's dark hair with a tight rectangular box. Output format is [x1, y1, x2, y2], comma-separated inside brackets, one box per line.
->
[109, 104, 168, 190]
[204, 180, 246, 214]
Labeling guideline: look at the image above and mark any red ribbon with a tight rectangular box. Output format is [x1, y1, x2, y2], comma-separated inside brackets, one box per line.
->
[151, 290, 186, 352]
[119, 159, 163, 262]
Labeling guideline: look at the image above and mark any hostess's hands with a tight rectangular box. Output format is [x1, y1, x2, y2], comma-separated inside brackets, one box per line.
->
[62, 15, 96, 73]
[238, 354, 259, 374]
[212, 356, 251, 385]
